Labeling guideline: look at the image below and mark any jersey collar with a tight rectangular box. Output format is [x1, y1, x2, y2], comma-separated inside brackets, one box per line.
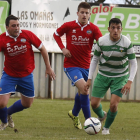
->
[76, 19, 90, 31]
[6, 30, 22, 41]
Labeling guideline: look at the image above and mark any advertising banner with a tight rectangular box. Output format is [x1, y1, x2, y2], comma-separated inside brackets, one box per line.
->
[0, 1, 9, 34]
[90, 3, 140, 55]
[11, 1, 140, 55]
[11, 0, 80, 52]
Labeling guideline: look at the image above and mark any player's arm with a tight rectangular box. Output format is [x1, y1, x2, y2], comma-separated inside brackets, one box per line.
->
[121, 43, 137, 94]
[84, 43, 101, 91]
[94, 25, 102, 42]
[90, 26, 102, 57]
[0, 35, 3, 52]
[39, 45, 56, 80]
[53, 23, 71, 57]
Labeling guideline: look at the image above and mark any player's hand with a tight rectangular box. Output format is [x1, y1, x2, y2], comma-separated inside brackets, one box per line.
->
[84, 79, 92, 92]
[62, 48, 72, 57]
[45, 68, 56, 81]
[91, 53, 94, 57]
[121, 80, 132, 95]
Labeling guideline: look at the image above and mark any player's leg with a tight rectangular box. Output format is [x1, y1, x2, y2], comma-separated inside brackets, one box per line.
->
[102, 93, 121, 135]
[0, 71, 17, 130]
[102, 75, 128, 135]
[77, 67, 91, 120]
[70, 91, 81, 117]
[67, 67, 91, 120]
[91, 97, 106, 121]
[75, 79, 91, 120]
[91, 74, 109, 123]
[7, 73, 34, 128]
[0, 94, 11, 130]
[65, 67, 91, 129]
[65, 67, 82, 129]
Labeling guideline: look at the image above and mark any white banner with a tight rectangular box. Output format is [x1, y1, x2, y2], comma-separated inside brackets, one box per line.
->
[11, 0, 81, 52]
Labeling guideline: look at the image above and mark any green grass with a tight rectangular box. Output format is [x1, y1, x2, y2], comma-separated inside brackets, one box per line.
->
[0, 98, 140, 140]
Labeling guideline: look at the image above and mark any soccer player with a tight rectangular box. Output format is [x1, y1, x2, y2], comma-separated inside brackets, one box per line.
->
[0, 15, 56, 130]
[85, 18, 137, 134]
[53, 2, 102, 129]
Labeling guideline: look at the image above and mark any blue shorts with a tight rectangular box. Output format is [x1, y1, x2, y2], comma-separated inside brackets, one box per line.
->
[64, 67, 89, 86]
[0, 71, 34, 98]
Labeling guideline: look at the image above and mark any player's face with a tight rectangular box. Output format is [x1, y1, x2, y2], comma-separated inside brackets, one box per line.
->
[6, 20, 20, 37]
[77, 8, 91, 25]
[108, 23, 122, 42]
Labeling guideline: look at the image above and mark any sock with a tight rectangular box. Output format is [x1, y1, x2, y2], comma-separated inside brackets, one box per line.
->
[104, 109, 118, 128]
[80, 94, 91, 120]
[92, 103, 104, 118]
[0, 107, 8, 123]
[72, 93, 81, 116]
[8, 100, 27, 115]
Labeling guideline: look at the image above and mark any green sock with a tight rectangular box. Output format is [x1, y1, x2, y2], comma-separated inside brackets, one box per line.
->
[92, 104, 104, 118]
[104, 109, 117, 128]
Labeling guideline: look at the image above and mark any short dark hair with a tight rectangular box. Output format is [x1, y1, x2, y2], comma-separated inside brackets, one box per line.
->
[109, 18, 122, 27]
[5, 15, 19, 26]
[77, 2, 91, 12]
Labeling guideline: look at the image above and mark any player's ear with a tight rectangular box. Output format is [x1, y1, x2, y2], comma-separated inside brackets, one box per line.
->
[77, 11, 79, 16]
[108, 27, 109, 32]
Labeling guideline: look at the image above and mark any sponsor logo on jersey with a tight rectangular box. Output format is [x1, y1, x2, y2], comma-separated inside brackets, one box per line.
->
[87, 30, 92, 34]
[21, 38, 26, 43]
[72, 29, 76, 33]
[74, 76, 77, 80]
[6, 43, 10, 47]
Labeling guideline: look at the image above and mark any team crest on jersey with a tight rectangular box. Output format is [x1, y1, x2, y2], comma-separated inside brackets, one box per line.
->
[0, 88, 2, 91]
[72, 29, 76, 33]
[87, 30, 92, 34]
[120, 48, 124, 52]
[74, 76, 78, 80]
[21, 38, 26, 43]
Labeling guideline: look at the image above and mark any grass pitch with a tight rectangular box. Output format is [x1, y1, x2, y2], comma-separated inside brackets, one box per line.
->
[0, 98, 140, 140]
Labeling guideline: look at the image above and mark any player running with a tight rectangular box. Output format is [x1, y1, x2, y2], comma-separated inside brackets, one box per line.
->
[85, 18, 137, 135]
[53, 2, 102, 129]
[0, 15, 55, 130]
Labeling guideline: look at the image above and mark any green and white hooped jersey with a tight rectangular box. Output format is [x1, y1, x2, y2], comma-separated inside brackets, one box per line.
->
[94, 34, 136, 77]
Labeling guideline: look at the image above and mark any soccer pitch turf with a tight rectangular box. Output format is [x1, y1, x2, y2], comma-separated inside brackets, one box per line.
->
[0, 98, 140, 140]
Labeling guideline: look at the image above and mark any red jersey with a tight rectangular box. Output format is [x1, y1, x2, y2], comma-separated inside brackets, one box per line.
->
[54, 20, 102, 69]
[0, 30, 42, 77]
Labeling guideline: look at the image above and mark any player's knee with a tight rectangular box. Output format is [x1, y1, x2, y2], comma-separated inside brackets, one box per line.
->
[80, 89, 89, 95]
[110, 104, 118, 112]
[22, 102, 33, 108]
[24, 104, 32, 108]
[91, 102, 98, 109]
[0, 103, 7, 109]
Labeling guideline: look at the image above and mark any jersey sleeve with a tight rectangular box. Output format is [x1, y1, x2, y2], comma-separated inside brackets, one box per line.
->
[127, 43, 136, 60]
[27, 31, 42, 49]
[53, 23, 68, 50]
[56, 23, 68, 37]
[94, 41, 102, 56]
[93, 26, 102, 42]
[0, 35, 4, 52]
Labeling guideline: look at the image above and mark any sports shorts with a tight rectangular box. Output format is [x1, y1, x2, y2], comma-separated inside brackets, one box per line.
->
[0, 71, 34, 98]
[64, 67, 89, 86]
[92, 73, 129, 98]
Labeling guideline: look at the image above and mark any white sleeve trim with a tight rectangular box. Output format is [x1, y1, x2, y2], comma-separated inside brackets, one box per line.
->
[55, 31, 60, 36]
[128, 58, 137, 81]
[38, 42, 43, 50]
[88, 55, 100, 79]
